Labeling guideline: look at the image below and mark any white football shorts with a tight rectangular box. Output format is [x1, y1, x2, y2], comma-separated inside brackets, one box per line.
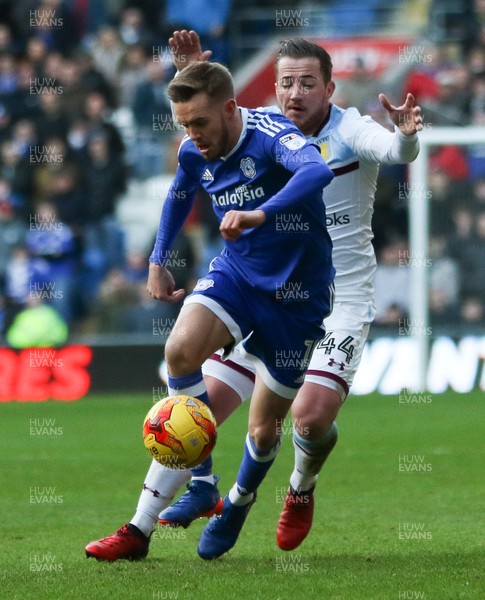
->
[202, 301, 373, 402]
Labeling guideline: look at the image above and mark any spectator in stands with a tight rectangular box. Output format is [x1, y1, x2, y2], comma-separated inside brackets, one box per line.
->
[403, 43, 454, 108]
[79, 130, 127, 306]
[132, 59, 171, 131]
[34, 91, 69, 143]
[131, 59, 172, 177]
[0, 51, 17, 97]
[473, 177, 485, 206]
[58, 56, 89, 117]
[42, 50, 64, 83]
[25, 200, 77, 322]
[0, 178, 26, 291]
[65, 116, 90, 160]
[373, 236, 410, 326]
[470, 72, 485, 117]
[428, 153, 473, 237]
[31, 135, 77, 205]
[29, 0, 78, 54]
[4, 245, 30, 309]
[449, 209, 485, 301]
[90, 26, 125, 87]
[0, 139, 34, 208]
[332, 57, 377, 113]
[0, 23, 17, 55]
[6, 295, 69, 348]
[449, 205, 474, 246]
[117, 43, 148, 107]
[118, 6, 154, 50]
[24, 37, 49, 75]
[46, 169, 84, 235]
[422, 66, 471, 125]
[76, 50, 114, 103]
[83, 90, 125, 158]
[468, 45, 485, 77]
[7, 60, 40, 122]
[470, 0, 485, 49]
[10, 118, 38, 160]
[428, 234, 460, 324]
[0, 99, 12, 146]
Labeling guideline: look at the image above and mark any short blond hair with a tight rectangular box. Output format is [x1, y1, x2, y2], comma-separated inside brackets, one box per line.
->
[167, 61, 235, 103]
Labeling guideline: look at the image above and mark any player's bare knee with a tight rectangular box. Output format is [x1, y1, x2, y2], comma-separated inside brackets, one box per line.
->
[292, 387, 341, 432]
[164, 336, 198, 375]
[248, 424, 278, 452]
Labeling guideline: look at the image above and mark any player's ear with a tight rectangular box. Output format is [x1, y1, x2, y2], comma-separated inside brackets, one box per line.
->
[326, 80, 336, 99]
[223, 98, 237, 119]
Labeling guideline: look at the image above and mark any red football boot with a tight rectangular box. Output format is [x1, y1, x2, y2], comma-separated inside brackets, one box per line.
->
[276, 486, 315, 551]
[85, 524, 149, 561]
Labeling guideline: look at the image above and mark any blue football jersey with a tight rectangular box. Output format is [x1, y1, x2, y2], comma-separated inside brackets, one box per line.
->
[150, 108, 335, 300]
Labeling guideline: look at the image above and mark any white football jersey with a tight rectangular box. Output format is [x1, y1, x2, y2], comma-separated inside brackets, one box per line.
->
[311, 104, 419, 307]
[263, 104, 419, 310]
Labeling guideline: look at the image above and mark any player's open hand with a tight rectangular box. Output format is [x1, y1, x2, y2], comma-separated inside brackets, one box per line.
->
[147, 262, 185, 303]
[220, 209, 266, 241]
[379, 92, 423, 135]
[169, 30, 213, 72]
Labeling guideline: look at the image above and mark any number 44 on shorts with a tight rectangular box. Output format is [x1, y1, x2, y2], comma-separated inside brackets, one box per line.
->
[317, 332, 355, 364]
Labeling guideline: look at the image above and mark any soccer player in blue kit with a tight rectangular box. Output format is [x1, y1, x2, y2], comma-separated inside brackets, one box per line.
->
[86, 33, 422, 562]
[86, 59, 335, 560]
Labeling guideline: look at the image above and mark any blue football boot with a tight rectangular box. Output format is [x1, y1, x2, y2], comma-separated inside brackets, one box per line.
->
[197, 493, 256, 560]
[158, 477, 223, 528]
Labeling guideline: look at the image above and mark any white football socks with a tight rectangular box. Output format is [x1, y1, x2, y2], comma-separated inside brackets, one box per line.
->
[228, 483, 254, 506]
[290, 422, 338, 493]
[130, 460, 191, 537]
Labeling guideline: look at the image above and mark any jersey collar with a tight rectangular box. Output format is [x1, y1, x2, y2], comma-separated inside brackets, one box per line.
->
[312, 103, 333, 137]
[221, 107, 248, 161]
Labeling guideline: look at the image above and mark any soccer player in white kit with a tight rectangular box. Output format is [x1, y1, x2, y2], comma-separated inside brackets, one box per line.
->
[85, 33, 421, 561]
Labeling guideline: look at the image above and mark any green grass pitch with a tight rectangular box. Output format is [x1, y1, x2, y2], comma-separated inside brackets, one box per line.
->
[0, 390, 483, 599]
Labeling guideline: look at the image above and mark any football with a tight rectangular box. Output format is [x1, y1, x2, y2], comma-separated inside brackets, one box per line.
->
[142, 395, 217, 469]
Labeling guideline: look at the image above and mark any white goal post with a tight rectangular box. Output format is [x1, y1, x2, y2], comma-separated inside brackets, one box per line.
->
[408, 126, 485, 390]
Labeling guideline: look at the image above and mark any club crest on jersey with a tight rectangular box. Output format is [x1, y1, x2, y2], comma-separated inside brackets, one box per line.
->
[240, 157, 256, 178]
[317, 135, 332, 160]
[194, 278, 214, 292]
[279, 133, 306, 150]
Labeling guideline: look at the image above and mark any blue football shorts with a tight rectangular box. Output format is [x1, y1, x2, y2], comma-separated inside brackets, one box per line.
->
[184, 255, 332, 399]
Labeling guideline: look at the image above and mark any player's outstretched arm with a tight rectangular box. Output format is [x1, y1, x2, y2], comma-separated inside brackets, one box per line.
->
[169, 29, 212, 72]
[379, 92, 423, 136]
[147, 263, 185, 303]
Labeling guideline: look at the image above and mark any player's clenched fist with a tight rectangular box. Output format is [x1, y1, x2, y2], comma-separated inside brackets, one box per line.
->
[219, 209, 266, 241]
[147, 262, 185, 303]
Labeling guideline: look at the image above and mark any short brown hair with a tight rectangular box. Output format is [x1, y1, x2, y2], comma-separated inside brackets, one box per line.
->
[276, 39, 333, 83]
[167, 61, 235, 103]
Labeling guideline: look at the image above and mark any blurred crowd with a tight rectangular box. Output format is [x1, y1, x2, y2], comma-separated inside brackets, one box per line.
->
[0, 0, 484, 347]
[370, 0, 485, 328]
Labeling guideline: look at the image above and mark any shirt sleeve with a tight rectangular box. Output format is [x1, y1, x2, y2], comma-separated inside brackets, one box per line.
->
[342, 108, 420, 164]
[258, 135, 334, 219]
[149, 160, 199, 265]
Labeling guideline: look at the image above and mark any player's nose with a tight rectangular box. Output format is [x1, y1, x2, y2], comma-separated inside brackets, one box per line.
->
[188, 129, 201, 142]
[289, 83, 304, 98]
